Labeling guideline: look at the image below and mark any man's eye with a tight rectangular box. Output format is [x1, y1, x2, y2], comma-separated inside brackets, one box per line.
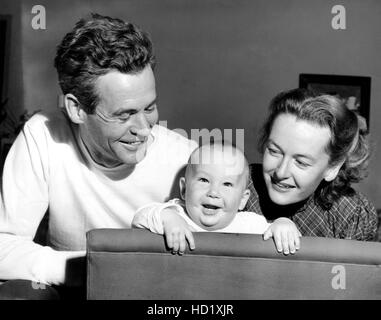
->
[145, 105, 156, 113]
[116, 114, 131, 121]
[199, 178, 209, 183]
[223, 182, 233, 187]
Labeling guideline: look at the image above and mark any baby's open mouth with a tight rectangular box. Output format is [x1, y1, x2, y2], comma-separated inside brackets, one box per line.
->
[202, 204, 221, 210]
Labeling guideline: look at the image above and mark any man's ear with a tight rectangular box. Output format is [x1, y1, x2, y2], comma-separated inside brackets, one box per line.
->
[64, 94, 87, 124]
[179, 177, 186, 200]
[239, 189, 251, 211]
[324, 161, 344, 182]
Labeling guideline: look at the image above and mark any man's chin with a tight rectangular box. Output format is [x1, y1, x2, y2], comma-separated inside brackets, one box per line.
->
[117, 146, 148, 165]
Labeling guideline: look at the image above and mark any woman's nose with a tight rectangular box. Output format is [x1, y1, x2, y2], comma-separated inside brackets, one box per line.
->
[275, 158, 291, 179]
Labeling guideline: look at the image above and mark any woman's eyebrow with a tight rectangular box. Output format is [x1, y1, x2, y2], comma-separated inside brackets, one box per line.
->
[295, 154, 315, 161]
[268, 140, 282, 150]
[269, 140, 315, 161]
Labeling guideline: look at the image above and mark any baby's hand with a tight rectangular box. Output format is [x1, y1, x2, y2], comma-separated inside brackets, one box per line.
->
[161, 208, 196, 255]
[263, 218, 301, 255]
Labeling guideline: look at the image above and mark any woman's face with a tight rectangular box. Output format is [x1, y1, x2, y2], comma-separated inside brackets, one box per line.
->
[262, 113, 339, 205]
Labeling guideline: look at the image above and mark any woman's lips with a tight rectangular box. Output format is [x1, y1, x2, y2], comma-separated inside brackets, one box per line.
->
[270, 176, 295, 192]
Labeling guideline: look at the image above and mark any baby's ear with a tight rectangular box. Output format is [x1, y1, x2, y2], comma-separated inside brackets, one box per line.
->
[238, 189, 251, 211]
[179, 177, 186, 200]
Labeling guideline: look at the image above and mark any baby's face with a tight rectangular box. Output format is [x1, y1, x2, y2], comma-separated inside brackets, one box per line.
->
[182, 148, 249, 231]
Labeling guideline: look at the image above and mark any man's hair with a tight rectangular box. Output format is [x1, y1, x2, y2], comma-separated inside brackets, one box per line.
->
[258, 88, 371, 210]
[54, 13, 155, 114]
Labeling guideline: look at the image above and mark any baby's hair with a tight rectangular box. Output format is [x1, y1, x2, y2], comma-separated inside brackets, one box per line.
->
[186, 140, 250, 187]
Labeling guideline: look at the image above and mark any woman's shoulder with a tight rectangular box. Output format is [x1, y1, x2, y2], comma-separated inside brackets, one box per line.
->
[325, 190, 377, 240]
[331, 190, 376, 215]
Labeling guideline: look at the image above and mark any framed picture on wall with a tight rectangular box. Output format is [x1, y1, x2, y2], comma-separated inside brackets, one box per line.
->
[299, 74, 371, 132]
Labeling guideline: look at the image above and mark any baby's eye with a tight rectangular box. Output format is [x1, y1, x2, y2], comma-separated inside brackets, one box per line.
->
[223, 182, 233, 187]
[198, 177, 209, 183]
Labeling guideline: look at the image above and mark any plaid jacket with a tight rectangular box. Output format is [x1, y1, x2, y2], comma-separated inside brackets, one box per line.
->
[245, 164, 378, 241]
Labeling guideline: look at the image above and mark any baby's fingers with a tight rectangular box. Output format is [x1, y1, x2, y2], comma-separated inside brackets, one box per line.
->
[287, 231, 296, 254]
[294, 231, 301, 251]
[281, 233, 290, 255]
[274, 233, 283, 253]
[165, 232, 174, 250]
[262, 227, 273, 241]
[178, 233, 187, 254]
[172, 233, 180, 253]
[185, 229, 195, 250]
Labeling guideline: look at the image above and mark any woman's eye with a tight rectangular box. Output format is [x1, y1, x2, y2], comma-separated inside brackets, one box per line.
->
[199, 178, 208, 183]
[223, 182, 233, 187]
[295, 159, 310, 168]
[267, 147, 280, 156]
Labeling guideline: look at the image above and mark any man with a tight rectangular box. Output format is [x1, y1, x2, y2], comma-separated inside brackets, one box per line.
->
[0, 13, 196, 288]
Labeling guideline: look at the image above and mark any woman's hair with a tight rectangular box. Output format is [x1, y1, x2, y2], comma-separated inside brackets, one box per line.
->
[54, 13, 155, 114]
[258, 88, 371, 210]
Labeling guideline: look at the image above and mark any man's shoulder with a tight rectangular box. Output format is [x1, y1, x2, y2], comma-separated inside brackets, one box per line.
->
[24, 110, 68, 132]
[23, 110, 75, 146]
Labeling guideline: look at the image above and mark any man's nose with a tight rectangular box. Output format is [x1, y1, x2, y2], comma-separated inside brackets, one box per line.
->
[130, 113, 151, 137]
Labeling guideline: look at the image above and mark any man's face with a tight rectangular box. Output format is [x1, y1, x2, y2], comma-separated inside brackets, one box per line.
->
[181, 146, 250, 231]
[80, 66, 158, 167]
[262, 113, 337, 205]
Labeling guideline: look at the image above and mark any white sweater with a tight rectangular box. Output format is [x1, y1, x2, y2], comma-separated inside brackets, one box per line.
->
[133, 199, 271, 234]
[0, 111, 197, 285]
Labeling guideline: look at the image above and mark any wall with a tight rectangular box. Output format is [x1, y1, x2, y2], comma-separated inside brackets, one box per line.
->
[3, 0, 381, 206]
[0, 0, 23, 119]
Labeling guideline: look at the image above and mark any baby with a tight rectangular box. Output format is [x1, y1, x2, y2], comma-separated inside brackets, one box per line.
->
[132, 141, 301, 255]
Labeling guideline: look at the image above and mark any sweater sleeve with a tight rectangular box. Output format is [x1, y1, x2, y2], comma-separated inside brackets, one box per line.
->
[0, 119, 85, 285]
[345, 193, 378, 241]
[132, 199, 186, 234]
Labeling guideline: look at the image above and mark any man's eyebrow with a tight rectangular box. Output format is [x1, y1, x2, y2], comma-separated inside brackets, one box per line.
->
[112, 98, 157, 115]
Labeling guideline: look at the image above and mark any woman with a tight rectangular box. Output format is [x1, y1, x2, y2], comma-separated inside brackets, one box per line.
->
[246, 88, 377, 241]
